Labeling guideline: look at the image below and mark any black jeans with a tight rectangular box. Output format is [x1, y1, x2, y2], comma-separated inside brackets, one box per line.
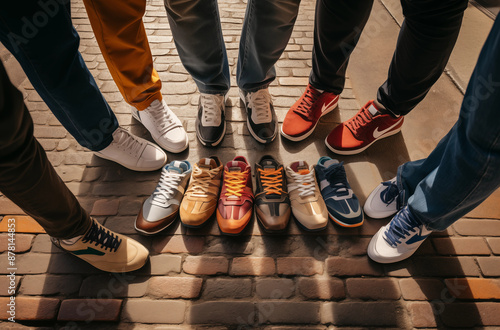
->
[310, 0, 468, 115]
[0, 61, 91, 239]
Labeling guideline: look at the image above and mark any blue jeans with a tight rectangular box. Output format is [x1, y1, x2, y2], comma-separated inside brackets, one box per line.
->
[397, 16, 500, 231]
[0, 1, 118, 151]
[164, 0, 301, 94]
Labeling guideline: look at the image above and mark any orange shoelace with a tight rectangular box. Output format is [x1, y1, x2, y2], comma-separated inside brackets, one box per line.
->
[346, 106, 372, 133]
[294, 86, 321, 118]
[258, 168, 285, 195]
[224, 170, 248, 197]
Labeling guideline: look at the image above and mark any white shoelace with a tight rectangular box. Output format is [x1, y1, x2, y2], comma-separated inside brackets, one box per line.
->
[151, 167, 185, 206]
[111, 127, 145, 158]
[287, 167, 316, 197]
[247, 89, 272, 124]
[200, 94, 224, 126]
[146, 101, 180, 135]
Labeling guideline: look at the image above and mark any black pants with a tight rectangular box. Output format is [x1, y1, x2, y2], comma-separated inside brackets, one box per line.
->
[310, 0, 468, 115]
[0, 61, 91, 238]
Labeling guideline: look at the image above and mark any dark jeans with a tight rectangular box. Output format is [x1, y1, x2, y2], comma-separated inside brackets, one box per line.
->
[311, 0, 468, 115]
[0, 1, 118, 151]
[0, 61, 91, 239]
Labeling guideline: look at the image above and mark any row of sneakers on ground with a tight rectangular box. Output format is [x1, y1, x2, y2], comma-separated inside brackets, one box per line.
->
[135, 155, 364, 236]
[50, 169, 429, 273]
[281, 84, 404, 154]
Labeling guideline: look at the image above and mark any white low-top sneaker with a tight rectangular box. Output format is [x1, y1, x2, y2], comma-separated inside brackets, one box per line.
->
[364, 177, 402, 219]
[95, 127, 167, 171]
[131, 99, 188, 153]
[368, 206, 432, 264]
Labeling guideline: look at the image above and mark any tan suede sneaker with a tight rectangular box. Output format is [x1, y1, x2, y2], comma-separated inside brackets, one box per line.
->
[180, 156, 223, 227]
[286, 161, 328, 231]
[51, 218, 149, 273]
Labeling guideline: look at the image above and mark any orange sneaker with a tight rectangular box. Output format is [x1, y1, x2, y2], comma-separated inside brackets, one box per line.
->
[216, 156, 254, 235]
[281, 83, 339, 141]
[325, 100, 404, 155]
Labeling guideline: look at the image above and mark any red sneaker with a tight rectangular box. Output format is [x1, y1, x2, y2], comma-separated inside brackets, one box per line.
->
[281, 84, 339, 141]
[325, 100, 404, 155]
[216, 156, 254, 235]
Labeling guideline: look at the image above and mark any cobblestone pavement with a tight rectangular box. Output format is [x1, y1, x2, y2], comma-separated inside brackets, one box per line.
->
[1, 0, 500, 328]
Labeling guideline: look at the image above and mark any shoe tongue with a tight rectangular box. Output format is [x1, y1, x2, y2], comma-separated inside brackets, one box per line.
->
[198, 158, 217, 170]
[367, 103, 380, 117]
[261, 159, 277, 171]
[227, 160, 246, 172]
[324, 158, 340, 168]
[290, 160, 309, 172]
[165, 161, 188, 174]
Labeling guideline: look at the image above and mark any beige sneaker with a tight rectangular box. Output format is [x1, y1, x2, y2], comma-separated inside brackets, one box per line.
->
[286, 161, 328, 231]
[51, 219, 149, 273]
[180, 157, 223, 227]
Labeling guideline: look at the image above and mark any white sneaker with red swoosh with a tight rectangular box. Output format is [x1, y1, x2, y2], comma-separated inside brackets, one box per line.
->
[325, 100, 404, 155]
[281, 83, 339, 141]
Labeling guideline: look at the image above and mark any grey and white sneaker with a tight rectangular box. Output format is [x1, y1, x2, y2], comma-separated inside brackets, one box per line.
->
[95, 127, 167, 171]
[131, 99, 188, 153]
[364, 177, 403, 219]
[239, 88, 277, 144]
[196, 93, 226, 147]
[135, 160, 191, 235]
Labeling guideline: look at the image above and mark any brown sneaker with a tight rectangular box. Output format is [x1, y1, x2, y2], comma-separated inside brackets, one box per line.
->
[51, 218, 149, 273]
[180, 157, 223, 227]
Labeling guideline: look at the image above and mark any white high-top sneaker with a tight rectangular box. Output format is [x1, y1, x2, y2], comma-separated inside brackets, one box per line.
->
[131, 99, 188, 153]
[95, 127, 167, 171]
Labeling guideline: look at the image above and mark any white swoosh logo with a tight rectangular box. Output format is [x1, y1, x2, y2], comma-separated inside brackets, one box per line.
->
[321, 97, 338, 113]
[373, 120, 402, 139]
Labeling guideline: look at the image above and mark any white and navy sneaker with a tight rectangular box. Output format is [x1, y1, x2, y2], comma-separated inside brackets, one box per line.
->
[131, 99, 189, 153]
[239, 88, 277, 144]
[196, 93, 226, 147]
[368, 206, 432, 263]
[315, 156, 363, 227]
[95, 127, 167, 171]
[364, 177, 403, 219]
[135, 160, 191, 235]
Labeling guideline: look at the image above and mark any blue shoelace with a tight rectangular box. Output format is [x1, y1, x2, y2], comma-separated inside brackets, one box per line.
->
[381, 180, 403, 210]
[323, 163, 350, 197]
[384, 207, 422, 247]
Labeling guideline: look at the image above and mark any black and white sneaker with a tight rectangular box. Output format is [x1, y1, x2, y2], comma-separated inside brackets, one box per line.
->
[239, 88, 277, 144]
[196, 93, 226, 147]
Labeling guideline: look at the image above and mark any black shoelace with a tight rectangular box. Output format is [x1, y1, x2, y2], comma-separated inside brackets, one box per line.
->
[323, 163, 350, 196]
[81, 221, 122, 252]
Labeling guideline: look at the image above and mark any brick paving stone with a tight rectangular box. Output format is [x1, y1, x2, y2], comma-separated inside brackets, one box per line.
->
[477, 257, 500, 276]
[0, 198, 24, 214]
[202, 278, 252, 299]
[486, 237, 500, 254]
[411, 256, 481, 277]
[183, 256, 229, 275]
[0, 216, 45, 233]
[297, 277, 345, 300]
[440, 302, 500, 327]
[80, 274, 148, 298]
[122, 299, 186, 323]
[230, 257, 276, 276]
[257, 302, 320, 324]
[0, 233, 34, 253]
[326, 257, 383, 276]
[188, 301, 254, 325]
[256, 279, 295, 299]
[152, 235, 205, 254]
[31, 234, 63, 253]
[20, 275, 81, 295]
[432, 237, 490, 255]
[56, 165, 86, 182]
[453, 219, 500, 236]
[444, 278, 500, 300]
[346, 278, 401, 300]
[3, 253, 51, 274]
[148, 276, 203, 298]
[142, 255, 182, 275]
[276, 257, 323, 276]
[321, 302, 403, 326]
[57, 299, 122, 322]
[90, 199, 120, 216]
[0, 297, 59, 321]
[399, 278, 446, 301]
[0, 274, 20, 296]
[407, 302, 437, 328]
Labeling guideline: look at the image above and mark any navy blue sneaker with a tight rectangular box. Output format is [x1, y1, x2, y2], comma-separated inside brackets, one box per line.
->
[368, 206, 432, 263]
[315, 157, 363, 227]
